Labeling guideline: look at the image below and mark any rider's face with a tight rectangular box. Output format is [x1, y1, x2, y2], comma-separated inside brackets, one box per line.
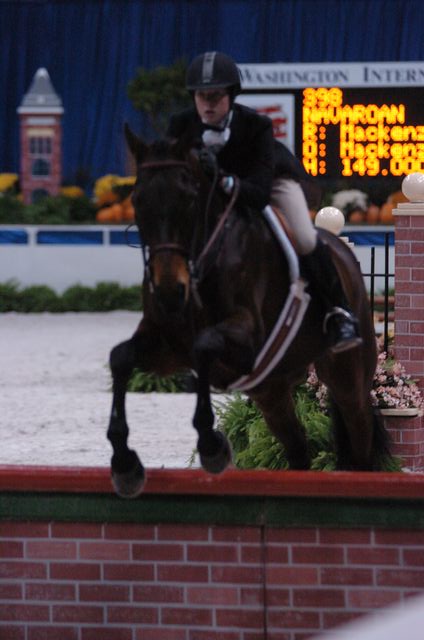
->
[194, 89, 230, 126]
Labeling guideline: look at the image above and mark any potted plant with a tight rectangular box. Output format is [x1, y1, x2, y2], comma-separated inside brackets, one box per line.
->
[371, 352, 424, 416]
[306, 353, 424, 417]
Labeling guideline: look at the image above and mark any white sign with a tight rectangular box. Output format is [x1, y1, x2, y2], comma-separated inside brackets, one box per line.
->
[238, 61, 424, 89]
[236, 93, 295, 151]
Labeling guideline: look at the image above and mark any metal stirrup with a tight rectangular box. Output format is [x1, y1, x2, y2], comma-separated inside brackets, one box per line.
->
[323, 306, 354, 334]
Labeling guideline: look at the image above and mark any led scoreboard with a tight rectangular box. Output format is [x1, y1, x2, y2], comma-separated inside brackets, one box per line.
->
[301, 86, 424, 179]
[238, 61, 424, 183]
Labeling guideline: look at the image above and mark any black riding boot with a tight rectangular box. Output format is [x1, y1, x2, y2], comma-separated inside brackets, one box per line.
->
[300, 239, 363, 354]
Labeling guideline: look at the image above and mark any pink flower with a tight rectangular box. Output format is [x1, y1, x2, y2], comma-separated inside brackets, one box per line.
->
[307, 352, 423, 412]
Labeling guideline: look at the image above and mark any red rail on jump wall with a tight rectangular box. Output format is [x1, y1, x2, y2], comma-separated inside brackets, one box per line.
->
[1, 465, 424, 499]
[2, 467, 424, 639]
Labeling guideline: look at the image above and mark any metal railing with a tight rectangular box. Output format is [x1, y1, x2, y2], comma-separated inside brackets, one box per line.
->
[361, 233, 394, 354]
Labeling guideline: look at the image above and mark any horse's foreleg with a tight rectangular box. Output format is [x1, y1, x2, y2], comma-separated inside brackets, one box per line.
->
[193, 331, 232, 474]
[107, 337, 145, 497]
[192, 307, 259, 473]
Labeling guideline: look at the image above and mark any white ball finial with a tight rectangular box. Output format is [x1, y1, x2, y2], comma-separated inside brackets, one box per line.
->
[315, 206, 345, 235]
[402, 173, 424, 202]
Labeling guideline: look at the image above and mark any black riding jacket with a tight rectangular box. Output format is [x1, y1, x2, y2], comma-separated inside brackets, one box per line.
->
[167, 103, 306, 211]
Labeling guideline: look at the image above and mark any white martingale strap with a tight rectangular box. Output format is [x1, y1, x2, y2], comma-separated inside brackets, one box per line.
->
[228, 206, 310, 392]
[262, 205, 299, 282]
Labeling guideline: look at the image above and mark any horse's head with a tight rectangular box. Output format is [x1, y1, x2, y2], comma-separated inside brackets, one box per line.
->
[126, 125, 203, 317]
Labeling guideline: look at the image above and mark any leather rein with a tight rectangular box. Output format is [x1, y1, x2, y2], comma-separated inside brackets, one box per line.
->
[138, 158, 240, 305]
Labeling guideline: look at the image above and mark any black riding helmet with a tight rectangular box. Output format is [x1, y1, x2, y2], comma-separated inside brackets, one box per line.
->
[186, 51, 241, 102]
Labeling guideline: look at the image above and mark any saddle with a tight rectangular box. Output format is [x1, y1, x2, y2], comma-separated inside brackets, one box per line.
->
[228, 206, 310, 392]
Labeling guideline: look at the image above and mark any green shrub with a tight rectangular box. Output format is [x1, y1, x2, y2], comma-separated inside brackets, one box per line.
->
[215, 394, 288, 469]
[23, 196, 71, 224]
[128, 58, 191, 136]
[0, 281, 142, 312]
[127, 369, 194, 393]
[18, 285, 62, 312]
[0, 195, 27, 223]
[66, 196, 97, 223]
[91, 282, 142, 311]
[113, 285, 143, 311]
[17, 195, 96, 225]
[215, 387, 400, 472]
[0, 280, 22, 311]
[0, 193, 97, 225]
[61, 284, 96, 311]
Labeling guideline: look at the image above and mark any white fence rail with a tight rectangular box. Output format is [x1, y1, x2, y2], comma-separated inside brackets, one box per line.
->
[0, 224, 394, 293]
[0, 225, 143, 292]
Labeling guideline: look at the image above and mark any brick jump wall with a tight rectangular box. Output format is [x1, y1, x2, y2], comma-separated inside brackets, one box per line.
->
[2, 467, 424, 640]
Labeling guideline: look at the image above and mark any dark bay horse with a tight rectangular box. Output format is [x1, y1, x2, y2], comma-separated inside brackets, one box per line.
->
[107, 127, 389, 497]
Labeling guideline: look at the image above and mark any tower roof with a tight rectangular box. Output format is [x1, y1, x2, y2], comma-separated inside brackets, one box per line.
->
[17, 67, 64, 114]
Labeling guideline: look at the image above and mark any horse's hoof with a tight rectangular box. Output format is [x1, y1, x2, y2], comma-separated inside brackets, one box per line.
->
[199, 431, 232, 474]
[111, 451, 145, 498]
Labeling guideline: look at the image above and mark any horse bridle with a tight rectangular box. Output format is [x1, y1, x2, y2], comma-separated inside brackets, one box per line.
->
[137, 158, 240, 306]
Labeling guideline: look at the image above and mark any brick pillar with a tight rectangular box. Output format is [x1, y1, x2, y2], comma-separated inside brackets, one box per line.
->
[386, 173, 424, 470]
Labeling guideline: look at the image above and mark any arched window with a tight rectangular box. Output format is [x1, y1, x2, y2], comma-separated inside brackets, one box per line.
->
[32, 158, 50, 177]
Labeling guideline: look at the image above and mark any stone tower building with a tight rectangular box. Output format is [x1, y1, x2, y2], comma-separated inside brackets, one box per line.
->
[17, 68, 64, 204]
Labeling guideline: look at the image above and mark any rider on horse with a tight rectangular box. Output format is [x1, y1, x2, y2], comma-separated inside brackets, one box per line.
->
[167, 51, 362, 354]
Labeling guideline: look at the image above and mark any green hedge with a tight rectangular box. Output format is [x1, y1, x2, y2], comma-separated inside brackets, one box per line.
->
[127, 369, 195, 393]
[215, 390, 402, 472]
[216, 389, 335, 471]
[0, 194, 97, 224]
[0, 280, 142, 312]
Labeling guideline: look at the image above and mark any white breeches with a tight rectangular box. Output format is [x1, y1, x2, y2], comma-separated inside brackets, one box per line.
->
[270, 178, 317, 255]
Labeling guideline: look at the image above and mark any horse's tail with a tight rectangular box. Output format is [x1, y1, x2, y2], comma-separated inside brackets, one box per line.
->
[330, 399, 394, 471]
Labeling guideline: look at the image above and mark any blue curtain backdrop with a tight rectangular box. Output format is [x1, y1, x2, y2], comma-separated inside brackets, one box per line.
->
[1, 0, 423, 183]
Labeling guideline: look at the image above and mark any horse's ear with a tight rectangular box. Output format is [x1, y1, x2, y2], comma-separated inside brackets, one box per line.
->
[124, 123, 146, 160]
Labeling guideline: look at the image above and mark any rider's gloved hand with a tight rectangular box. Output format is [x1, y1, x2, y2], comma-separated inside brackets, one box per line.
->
[198, 147, 219, 177]
[220, 175, 235, 195]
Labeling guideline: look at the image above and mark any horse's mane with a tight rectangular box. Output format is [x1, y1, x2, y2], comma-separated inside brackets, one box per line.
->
[139, 138, 201, 170]
[147, 139, 176, 159]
